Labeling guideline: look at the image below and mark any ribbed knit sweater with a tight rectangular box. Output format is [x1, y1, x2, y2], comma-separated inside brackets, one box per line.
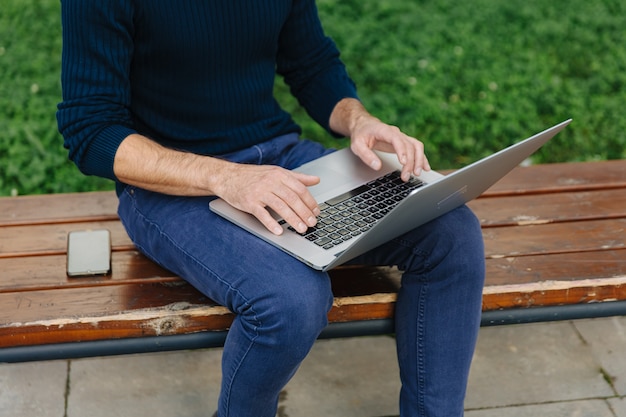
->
[57, 0, 358, 182]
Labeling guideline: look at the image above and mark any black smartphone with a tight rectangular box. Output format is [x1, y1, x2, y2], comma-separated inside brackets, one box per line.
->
[66, 229, 112, 277]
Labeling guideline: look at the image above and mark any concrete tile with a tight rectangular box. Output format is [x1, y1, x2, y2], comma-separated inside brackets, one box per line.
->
[465, 321, 613, 409]
[0, 360, 68, 417]
[466, 399, 614, 417]
[67, 349, 222, 417]
[282, 336, 401, 417]
[66, 336, 400, 417]
[608, 396, 626, 417]
[574, 317, 626, 395]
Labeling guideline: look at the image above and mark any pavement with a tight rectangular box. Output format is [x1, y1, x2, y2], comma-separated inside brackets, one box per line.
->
[3, 316, 626, 417]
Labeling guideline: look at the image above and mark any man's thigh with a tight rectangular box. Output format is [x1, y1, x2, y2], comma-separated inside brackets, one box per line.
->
[117, 186, 332, 315]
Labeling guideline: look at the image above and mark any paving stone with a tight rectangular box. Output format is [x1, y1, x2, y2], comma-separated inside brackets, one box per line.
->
[574, 317, 626, 395]
[67, 350, 222, 417]
[608, 396, 626, 417]
[466, 399, 614, 417]
[0, 360, 68, 417]
[465, 321, 614, 409]
[282, 336, 401, 417]
[66, 336, 401, 417]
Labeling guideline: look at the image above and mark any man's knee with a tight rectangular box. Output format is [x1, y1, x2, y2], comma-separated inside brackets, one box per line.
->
[250, 270, 333, 346]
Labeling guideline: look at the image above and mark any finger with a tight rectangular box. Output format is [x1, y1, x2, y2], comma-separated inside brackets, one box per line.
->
[291, 172, 322, 215]
[250, 204, 286, 236]
[412, 141, 431, 175]
[277, 178, 320, 227]
[292, 171, 321, 187]
[261, 191, 313, 235]
[423, 153, 431, 171]
[351, 140, 383, 171]
[383, 132, 415, 181]
[407, 139, 425, 177]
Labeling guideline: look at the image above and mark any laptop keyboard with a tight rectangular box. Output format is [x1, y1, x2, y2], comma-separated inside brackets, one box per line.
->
[283, 170, 425, 250]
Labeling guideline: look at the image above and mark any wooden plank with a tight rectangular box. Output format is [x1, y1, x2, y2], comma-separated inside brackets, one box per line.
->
[482, 218, 626, 259]
[0, 220, 133, 258]
[469, 188, 626, 227]
[0, 282, 212, 324]
[0, 191, 118, 226]
[0, 279, 399, 348]
[484, 249, 626, 288]
[0, 283, 230, 347]
[0, 160, 623, 226]
[0, 250, 399, 299]
[0, 251, 178, 294]
[4, 187, 624, 258]
[481, 159, 626, 197]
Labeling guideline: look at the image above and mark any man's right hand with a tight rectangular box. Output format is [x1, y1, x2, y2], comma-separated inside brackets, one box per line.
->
[213, 162, 321, 236]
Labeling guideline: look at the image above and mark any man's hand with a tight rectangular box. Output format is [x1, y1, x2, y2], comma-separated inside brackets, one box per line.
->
[213, 163, 321, 236]
[329, 98, 431, 181]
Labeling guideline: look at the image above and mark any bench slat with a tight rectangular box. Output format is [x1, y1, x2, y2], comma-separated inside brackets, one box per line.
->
[4, 189, 625, 258]
[0, 220, 133, 258]
[2, 217, 623, 288]
[2, 219, 373, 257]
[1, 160, 623, 227]
[469, 188, 626, 227]
[485, 249, 626, 287]
[0, 251, 178, 293]
[0, 277, 399, 348]
[0, 191, 119, 226]
[482, 159, 626, 196]
[483, 218, 626, 259]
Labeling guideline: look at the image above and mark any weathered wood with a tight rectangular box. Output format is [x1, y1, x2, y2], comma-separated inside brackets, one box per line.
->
[480, 159, 626, 196]
[0, 221, 133, 258]
[0, 191, 119, 227]
[0, 160, 625, 351]
[469, 188, 626, 227]
[482, 218, 626, 258]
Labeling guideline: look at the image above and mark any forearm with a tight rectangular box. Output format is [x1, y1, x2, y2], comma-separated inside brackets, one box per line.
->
[113, 134, 229, 196]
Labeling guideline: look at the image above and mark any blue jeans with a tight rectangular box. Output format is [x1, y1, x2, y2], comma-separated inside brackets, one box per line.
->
[117, 134, 485, 417]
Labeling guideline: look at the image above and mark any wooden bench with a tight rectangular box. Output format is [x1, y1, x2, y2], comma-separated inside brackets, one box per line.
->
[1, 160, 626, 363]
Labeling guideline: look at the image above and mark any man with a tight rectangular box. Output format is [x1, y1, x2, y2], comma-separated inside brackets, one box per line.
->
[57, 1, 485, 416]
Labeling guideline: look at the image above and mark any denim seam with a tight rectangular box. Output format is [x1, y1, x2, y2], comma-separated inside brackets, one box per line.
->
[416, 282, 428, 416]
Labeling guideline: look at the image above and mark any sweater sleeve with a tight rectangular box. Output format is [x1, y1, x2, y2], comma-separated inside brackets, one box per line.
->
[56, 0, 137, 181]
[276, 0, 359, 137]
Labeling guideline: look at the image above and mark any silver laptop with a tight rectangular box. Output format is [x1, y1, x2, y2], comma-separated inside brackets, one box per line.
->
[210, 119, 571, 271]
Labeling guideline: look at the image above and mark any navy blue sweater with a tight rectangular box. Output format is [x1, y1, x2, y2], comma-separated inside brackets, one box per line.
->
[57, 0, 358, 182]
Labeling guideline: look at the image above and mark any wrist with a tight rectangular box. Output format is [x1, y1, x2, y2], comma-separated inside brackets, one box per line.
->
[329, 98, 375, 137]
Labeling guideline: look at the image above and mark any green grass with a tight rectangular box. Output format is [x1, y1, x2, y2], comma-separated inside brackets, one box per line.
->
[2, 0, 626, 196]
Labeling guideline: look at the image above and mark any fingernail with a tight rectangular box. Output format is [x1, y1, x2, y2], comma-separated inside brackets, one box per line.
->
[308, 216, 317, 226]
